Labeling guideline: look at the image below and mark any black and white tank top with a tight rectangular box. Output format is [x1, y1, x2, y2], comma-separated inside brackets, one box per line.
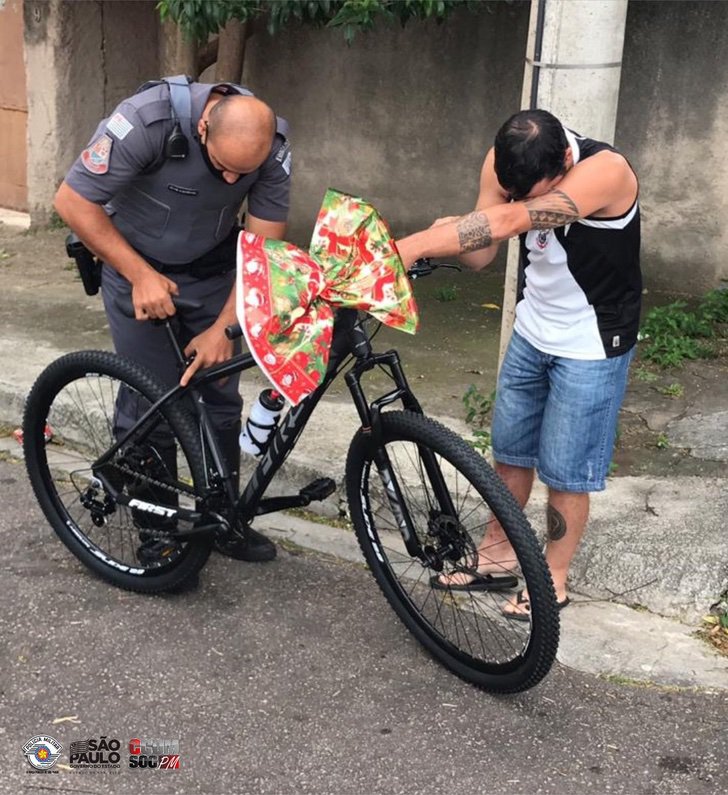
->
[514, 128, 641, 359]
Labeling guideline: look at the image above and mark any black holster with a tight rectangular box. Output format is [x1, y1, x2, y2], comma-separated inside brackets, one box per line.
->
[66, 233, 102, 296]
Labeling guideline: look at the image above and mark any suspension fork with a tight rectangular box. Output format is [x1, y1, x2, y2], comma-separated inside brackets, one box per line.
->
[345, 352, 459, 560]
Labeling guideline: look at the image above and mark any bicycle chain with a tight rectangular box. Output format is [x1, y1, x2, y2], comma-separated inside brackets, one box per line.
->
[103, 459, 192, 499]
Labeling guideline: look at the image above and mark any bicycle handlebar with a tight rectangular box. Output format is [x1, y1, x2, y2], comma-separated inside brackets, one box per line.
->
[226, 323, 243, 341]
[408, 258, 461, 279]
[114, 294, 204, 319]
[112, 260, 460, 339]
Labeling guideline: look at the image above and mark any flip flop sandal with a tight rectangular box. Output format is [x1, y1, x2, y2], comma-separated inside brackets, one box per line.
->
[502, 589, 571, 621]
[430, 570, 518, 592]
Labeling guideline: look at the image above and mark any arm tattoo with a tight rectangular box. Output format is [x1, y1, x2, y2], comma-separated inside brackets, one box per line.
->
[456, 211, 492, 253]
[547, 505, 567, 541]
[525, 189, 580, 230]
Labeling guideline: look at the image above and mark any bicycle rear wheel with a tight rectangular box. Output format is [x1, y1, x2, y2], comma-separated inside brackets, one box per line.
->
[23, 350, 212, 592]
[346, 410, 559, 693]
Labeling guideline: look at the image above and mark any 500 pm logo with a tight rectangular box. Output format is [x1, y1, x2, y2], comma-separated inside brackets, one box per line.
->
[129, 737, 181, 770]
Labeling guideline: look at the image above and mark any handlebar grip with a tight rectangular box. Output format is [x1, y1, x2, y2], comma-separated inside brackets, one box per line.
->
[113, 295, 204, 319]
[225, 323, 243, 340]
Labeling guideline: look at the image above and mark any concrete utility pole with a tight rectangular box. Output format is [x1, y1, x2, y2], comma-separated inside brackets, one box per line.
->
[498, 0, 629, 366]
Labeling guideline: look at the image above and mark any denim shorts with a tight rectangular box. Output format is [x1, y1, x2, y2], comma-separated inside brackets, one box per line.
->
[491, 330, 635, 492]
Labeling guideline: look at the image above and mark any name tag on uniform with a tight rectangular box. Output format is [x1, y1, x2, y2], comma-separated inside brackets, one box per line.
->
[167, 184, 199, 196]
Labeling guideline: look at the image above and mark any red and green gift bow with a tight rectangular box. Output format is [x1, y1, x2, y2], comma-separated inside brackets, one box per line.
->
[236, 189, 419, 405]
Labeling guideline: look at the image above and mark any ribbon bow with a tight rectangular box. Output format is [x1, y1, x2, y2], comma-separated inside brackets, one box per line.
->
[236, 189, 419, 405]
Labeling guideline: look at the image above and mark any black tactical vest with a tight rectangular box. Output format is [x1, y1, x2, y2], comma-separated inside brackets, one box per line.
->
[107, 80, 287, 266]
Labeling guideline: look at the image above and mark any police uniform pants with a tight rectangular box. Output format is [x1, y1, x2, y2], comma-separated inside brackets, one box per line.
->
[101, 264, 243, 440]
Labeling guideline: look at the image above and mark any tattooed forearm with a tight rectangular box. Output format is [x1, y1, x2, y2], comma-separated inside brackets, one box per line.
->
[457, 211, 493, 253]
[525, 189, 580, 230]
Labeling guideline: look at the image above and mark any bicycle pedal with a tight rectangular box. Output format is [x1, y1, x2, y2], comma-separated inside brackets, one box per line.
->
[137, 538, 179, 565]
[299, 477, 336, 502]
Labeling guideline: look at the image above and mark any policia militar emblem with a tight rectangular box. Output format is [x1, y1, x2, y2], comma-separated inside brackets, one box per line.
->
[22, 735, 63, 772]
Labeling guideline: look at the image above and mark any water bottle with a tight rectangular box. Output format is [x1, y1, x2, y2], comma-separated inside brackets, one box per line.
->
[239, 389, 286, 457]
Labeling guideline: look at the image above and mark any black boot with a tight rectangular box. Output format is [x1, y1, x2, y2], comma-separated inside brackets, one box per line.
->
[213, 422, 276, 562]
[214, 526, 277, 562]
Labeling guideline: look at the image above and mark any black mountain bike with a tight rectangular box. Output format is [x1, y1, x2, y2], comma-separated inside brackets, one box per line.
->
[22, 259, 559, 692]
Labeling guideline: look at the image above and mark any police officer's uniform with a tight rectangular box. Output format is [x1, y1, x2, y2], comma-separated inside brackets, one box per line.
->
[64, 78, 291, 485]
[63, 79, 291, 563]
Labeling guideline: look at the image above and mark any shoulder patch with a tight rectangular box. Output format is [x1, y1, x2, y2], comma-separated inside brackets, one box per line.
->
[107, 112, 134, 140]
[81, 134, 113, 175]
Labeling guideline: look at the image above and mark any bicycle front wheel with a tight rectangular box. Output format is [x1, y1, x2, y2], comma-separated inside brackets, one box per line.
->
[23, 350, 212, 593]
[346, 410, 559, 693]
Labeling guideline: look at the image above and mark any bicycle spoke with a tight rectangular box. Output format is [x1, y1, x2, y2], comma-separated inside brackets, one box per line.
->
[36, 371, 198, 572]
[362, 434, 538, 668]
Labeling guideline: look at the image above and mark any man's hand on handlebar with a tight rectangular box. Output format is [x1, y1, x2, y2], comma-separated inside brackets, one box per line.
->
[131, 269, 179, 320]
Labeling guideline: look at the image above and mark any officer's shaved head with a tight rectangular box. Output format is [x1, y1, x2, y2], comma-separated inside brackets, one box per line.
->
[205, 95, 275, 172]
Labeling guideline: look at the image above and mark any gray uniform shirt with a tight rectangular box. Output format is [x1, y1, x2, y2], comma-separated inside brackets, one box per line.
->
[65, 82, 291, 266]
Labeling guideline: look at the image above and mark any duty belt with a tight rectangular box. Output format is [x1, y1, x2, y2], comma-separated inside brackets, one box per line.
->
[139, 226, 240, 278]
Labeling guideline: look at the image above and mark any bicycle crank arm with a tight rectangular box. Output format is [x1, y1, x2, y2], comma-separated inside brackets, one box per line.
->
[172, 521, 225, 540]
[254, 477, 337, 516]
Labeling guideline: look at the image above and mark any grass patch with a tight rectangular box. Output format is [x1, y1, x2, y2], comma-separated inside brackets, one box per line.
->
[696, 621, 728, 657]
[435, 285, 458, 302]
[697, 590, 728, 657]
[640, 289, 728, 368]
[284, 506, 353, 531]
[656, 382, 684, 398]
[633, 365, 659, 383]
[462, 384, 494, 455]
[48, 211, 68, 230]
[600, 673, 689, 692]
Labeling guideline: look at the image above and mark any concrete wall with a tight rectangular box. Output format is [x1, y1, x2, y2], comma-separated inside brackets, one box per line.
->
[18, 0, 728, 293]
[23, 0, 160, 223]
[243, 0, 728, 292]
[241, 2, 529, 247]
[617, 1, 728, 292]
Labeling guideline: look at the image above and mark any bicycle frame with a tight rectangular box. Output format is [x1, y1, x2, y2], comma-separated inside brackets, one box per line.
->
[92, 307, 460, 560]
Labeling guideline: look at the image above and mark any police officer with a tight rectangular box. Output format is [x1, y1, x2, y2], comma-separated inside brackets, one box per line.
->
[54, 77, 292, 563]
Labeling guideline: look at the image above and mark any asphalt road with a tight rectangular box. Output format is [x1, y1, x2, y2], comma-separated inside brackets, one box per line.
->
[1, 458, 726, 795]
